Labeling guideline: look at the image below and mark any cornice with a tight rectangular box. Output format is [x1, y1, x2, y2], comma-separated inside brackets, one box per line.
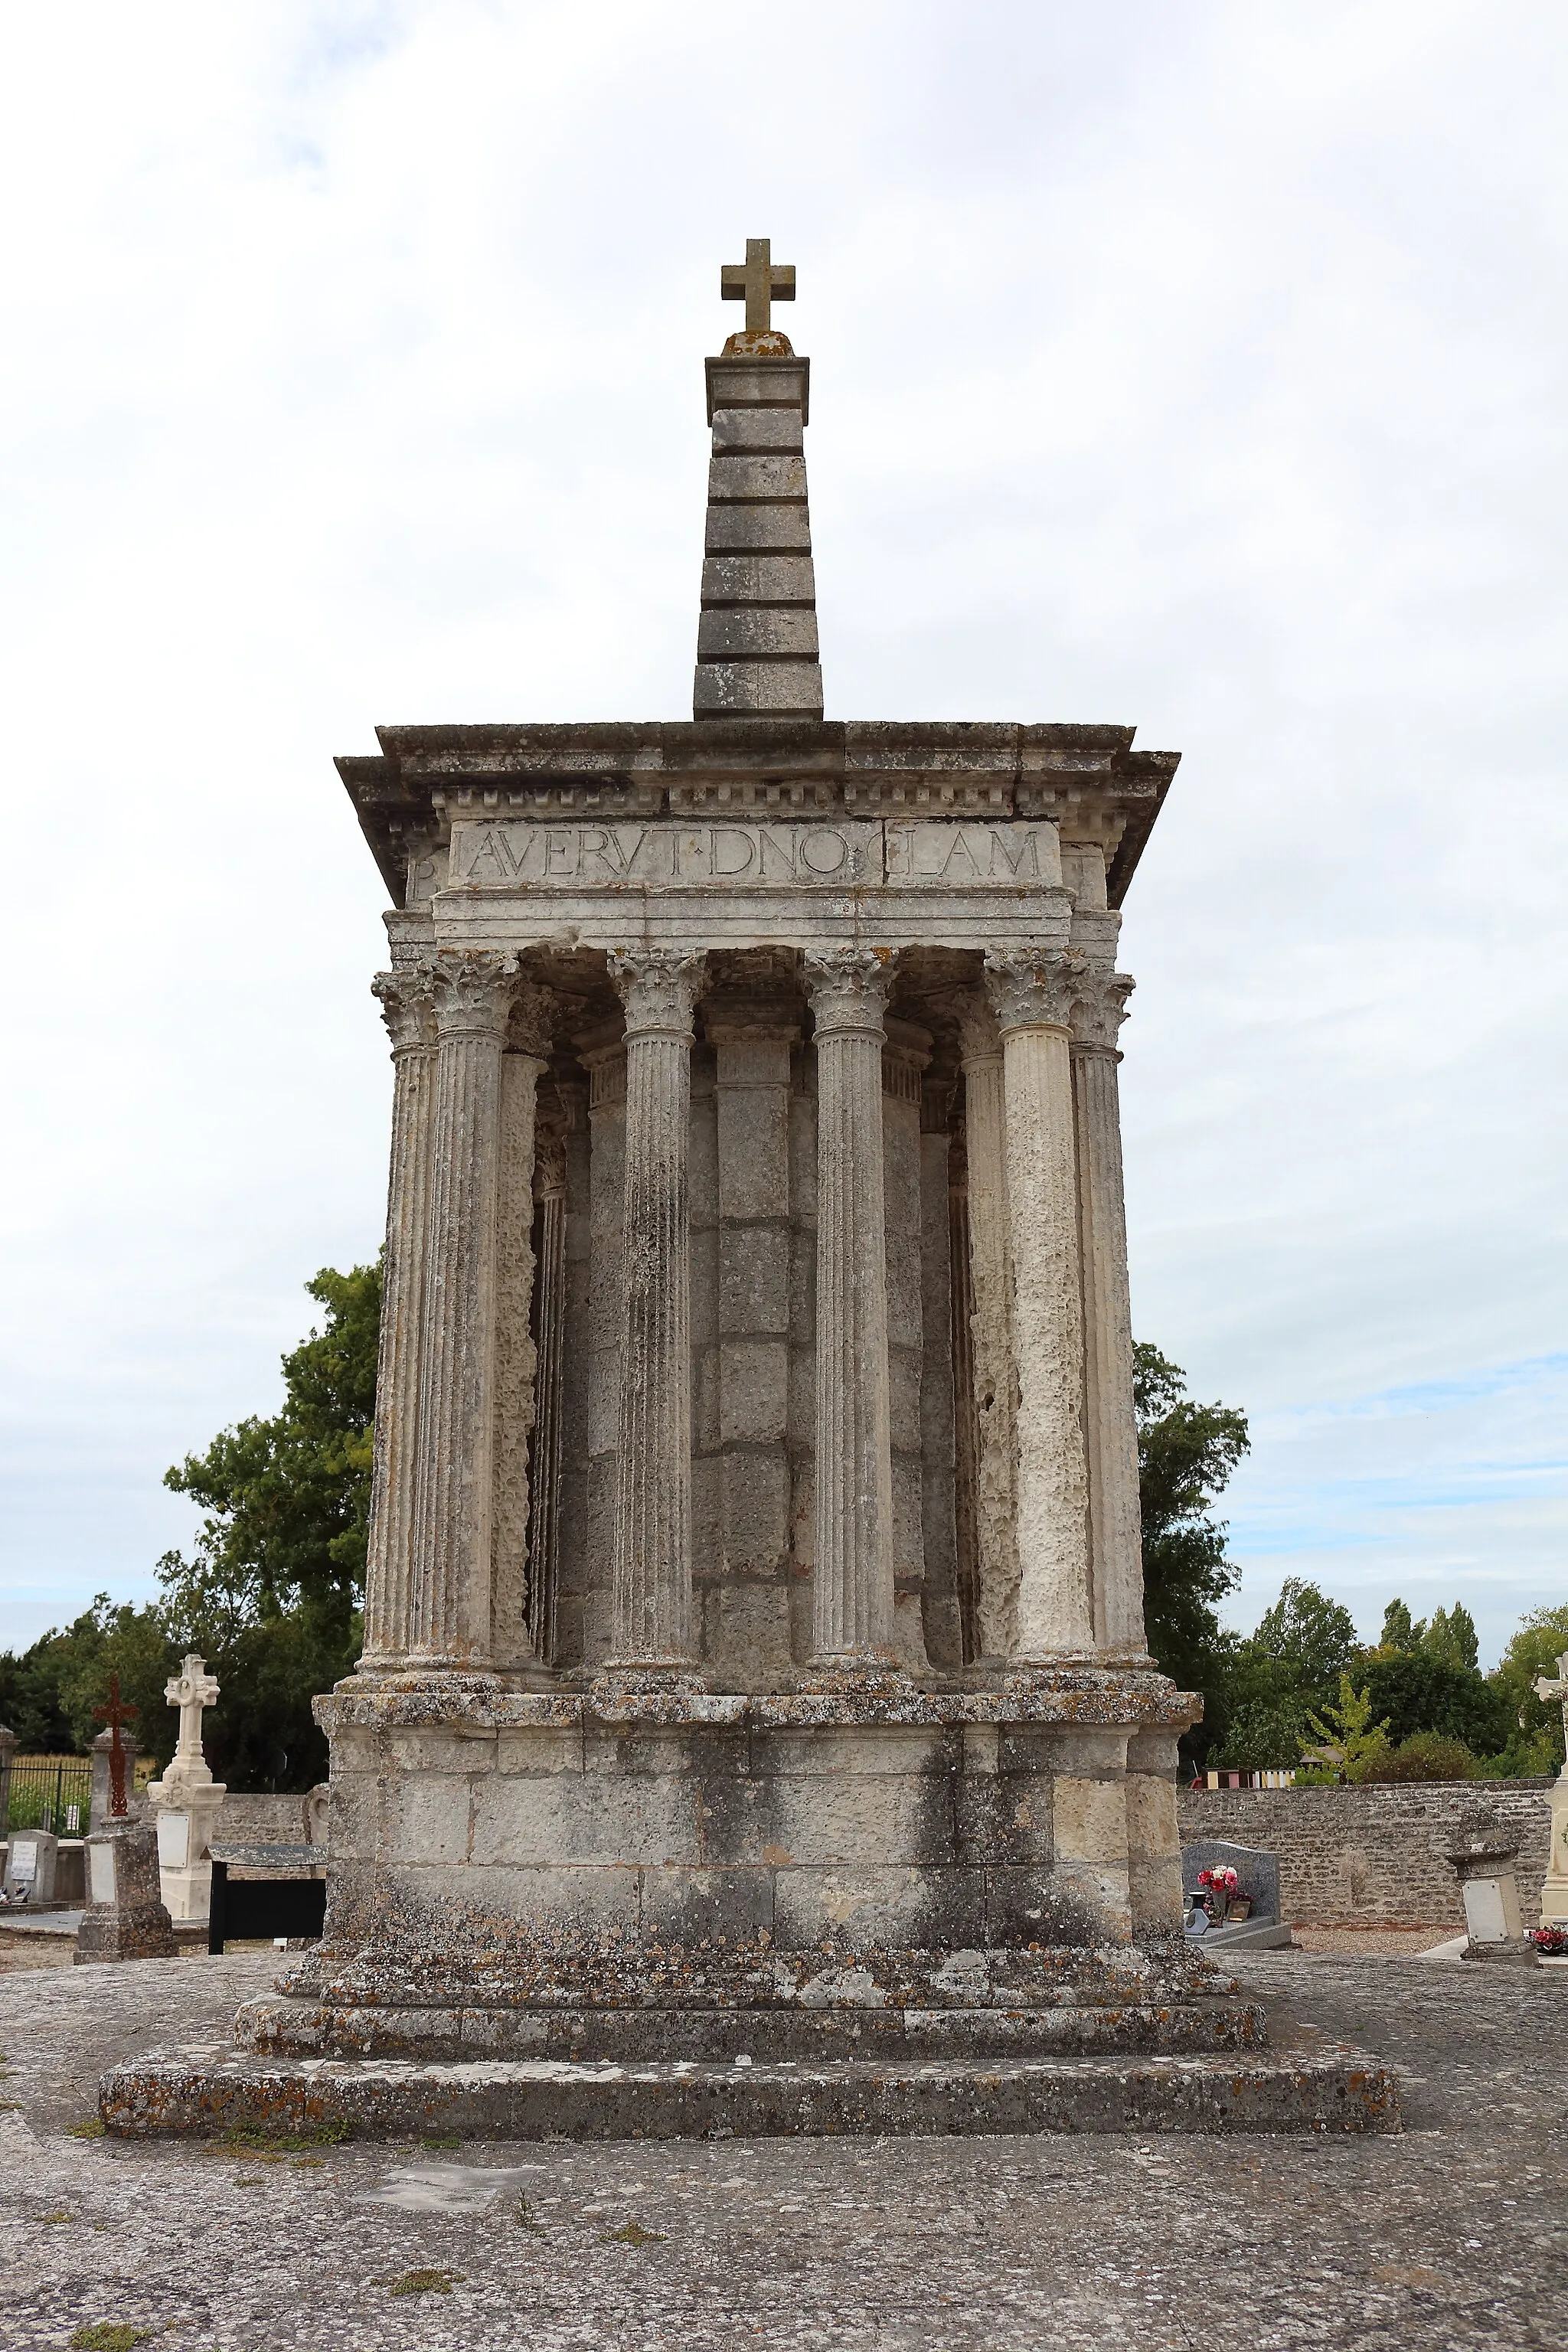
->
[338, 719, 1178, 914]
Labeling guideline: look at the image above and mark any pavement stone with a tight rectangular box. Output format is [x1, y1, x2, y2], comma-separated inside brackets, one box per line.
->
[0, 1947, 1562, 2350]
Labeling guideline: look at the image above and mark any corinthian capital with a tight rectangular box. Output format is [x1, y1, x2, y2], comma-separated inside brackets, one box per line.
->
[803, 946, 897, 1035]
[430, 951, 521, 1037]
[371, 966, 436, 1056]
[983, 947, 1085, 1036]
[1071, 967, 1135, 1055]
[608, 947, 706, 1038]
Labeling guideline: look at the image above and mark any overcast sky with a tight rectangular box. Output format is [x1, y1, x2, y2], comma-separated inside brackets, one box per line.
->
[2, 2, 1563, 1667]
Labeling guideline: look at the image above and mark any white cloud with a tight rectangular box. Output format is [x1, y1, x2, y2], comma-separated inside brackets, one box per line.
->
[2, 2, 1564, 1652]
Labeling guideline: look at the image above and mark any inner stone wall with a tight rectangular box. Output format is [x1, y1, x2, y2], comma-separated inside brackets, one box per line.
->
[1177, 1780, 1556, 1929]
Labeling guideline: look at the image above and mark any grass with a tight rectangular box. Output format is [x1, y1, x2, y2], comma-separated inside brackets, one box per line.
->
[69, 2328, 158, 2350]
[420, 2132, 462, 2149]
[40, 2210, 73, 2225]
[515, 2192, 546, 2233]
[201, 2120, 352, 2155]
[600, 2220, 667, 2246]
[389, 2269, 462, 2296]
[67, 2117, 107, 2139]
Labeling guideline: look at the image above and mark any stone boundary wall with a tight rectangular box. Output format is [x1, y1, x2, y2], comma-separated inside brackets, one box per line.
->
[1177, 1779, 1557, 1929]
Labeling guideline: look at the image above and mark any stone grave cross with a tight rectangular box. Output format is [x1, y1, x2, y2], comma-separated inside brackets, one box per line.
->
[720, 237, 795, 334]
[1534, 1653, 1568, 1748]
[166, 1655, 220, 1762]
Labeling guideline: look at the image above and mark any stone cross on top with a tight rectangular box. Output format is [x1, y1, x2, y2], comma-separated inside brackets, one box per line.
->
[166, 1654, 220, 1762]
[720, 237, 795, 335]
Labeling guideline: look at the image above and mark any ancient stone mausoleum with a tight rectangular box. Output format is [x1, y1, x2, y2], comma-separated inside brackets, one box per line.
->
[105, 247, 1395, 2137]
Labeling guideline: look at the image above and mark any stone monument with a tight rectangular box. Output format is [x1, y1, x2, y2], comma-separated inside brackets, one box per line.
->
[1533, 1654, 1568, 1924]
[142, 1655, 226, 1922]
[77, 1821, 178, 1963]
[101, 243, 1396, 2138]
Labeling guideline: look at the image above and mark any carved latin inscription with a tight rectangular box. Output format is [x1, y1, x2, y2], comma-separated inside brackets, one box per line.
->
[448, 820, 1058, 890]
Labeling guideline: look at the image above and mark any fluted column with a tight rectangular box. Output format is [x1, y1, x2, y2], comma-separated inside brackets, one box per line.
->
[490, 982, 556, 1677]
[956, 994, 1020, 1659]
[805, 947, 898, 1666]
[526, 1122, 570, 1664]
[1072, 965, 1145, 1654]
[985, 949, 1095, 1657]
[606, 948, 707, 1670]
[361, 965, 437, 1670]
[408, 951, 519, 1669]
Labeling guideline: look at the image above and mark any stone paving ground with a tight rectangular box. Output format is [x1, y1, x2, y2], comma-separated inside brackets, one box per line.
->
[0, 1947, 1562, 2351]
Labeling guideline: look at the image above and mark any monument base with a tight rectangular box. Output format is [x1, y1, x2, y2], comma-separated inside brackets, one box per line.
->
[98, 2041, 1400, 2140]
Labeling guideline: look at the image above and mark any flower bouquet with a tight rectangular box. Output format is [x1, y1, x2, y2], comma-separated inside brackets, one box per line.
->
[1197, 1864, 1240, 1923]
[1530, 1925, 1568, 1968]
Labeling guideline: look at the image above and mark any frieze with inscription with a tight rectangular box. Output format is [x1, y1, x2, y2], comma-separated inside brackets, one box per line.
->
[447, 819, 1059, 893]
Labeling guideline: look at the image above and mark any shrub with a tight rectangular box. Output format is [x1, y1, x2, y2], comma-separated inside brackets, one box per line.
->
[1362, 1730, 1477, 1783]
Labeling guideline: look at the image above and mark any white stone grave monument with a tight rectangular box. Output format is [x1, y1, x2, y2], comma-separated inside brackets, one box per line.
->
[1533, 1653, 1568, 1925]
[102, 243, 1397, 2140]
[142, 1655, 226, 1922]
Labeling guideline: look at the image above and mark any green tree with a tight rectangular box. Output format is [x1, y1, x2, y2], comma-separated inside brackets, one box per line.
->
[1380, 1597, 1417, 1652]
[1302, 1674, 1393, 1785]
[1483, 1604, 1568, 1775]
[1361, 1650, 1512, 1757]
[155, 1261, 381, 1788]
[1134, 1344, 1250, 1763]
[1421, 1603, 1479, 1674]
[1254, 1578, 1359, 1699]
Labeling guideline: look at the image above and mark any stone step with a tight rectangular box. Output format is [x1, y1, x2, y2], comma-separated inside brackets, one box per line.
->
[100, 2042, 1400, 2141]
[233, 1998, 1268, 2063]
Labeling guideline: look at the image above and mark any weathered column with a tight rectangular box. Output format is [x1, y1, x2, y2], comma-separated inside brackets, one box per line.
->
[408, 951, 519, 1670]
[361, 965, 436, 1670]
[956, 994, 1019, 1659]
[985, 949, 1095, 1657]
[606, 948, 707, 1670]
[525, 1119, 570, 1665]
[805, 947, 898, 1667]
[1072, 964, 1147, 1655]
[490, 982, 557, 1677]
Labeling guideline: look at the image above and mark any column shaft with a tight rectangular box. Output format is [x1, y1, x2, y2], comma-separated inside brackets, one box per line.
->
[957, 997, 1020, 1658]
[408, 953, 518, 1666]
[806, 949, 897, 1662]
[608, 949, 706, 1667]
[1073, 970, 1145, 1651]
[918, 1070, 962, 1670]
[985, 951, 1095, 1656]
[361, 967, 436, 1668]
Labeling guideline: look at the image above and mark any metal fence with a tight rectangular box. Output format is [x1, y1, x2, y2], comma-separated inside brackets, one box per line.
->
[6, 1756, 92, 1837]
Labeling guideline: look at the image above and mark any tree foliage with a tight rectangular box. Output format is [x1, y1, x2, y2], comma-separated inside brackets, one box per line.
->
[0, 1266, 379, 1790]
[1135, 1344, 1249, 1747]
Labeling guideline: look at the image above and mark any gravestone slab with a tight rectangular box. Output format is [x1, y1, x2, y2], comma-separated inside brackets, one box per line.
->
[2, 1829, 58, 1906]
[1181, 1837, 1282, 1923]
